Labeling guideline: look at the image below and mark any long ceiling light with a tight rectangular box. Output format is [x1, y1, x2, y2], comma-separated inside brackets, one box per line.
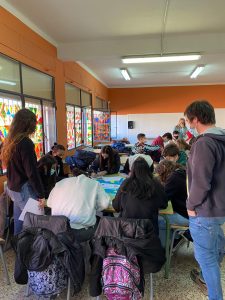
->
[120, 68, 131, 80]
[190, 65, 205, 79]
[122, 54, 201, 64]
[0, 79, 16, 86]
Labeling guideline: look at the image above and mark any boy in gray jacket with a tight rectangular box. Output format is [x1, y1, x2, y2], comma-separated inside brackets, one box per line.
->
[184, 100, 225, 300]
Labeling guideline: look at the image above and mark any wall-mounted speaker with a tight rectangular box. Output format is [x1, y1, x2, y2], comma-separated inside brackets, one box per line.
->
[128, 121, 134, 129]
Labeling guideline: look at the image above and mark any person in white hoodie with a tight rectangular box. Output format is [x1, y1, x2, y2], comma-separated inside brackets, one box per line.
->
[47, 170, 110, 243]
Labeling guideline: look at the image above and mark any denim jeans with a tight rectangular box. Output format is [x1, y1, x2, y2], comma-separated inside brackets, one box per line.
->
[189, 216, 225, 300]
[7, 182, 38, 235]
[158, 213, 189, 247]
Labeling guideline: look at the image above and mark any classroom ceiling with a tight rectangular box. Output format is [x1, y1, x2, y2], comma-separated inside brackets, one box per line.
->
[3, 0, 225, 88]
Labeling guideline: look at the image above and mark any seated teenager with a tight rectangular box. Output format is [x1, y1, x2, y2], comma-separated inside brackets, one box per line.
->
[155, 160, 189, 245]
[112, 156, 167, 234]
[175, 138, 191, 157]
[162, 132, 173, 145]
[48, 143, 67, 181]
[47, 169, 110, 243]
[91, 145, 120, 177]
[37, 154, 57, 199]
[133, 133, 160, 155]
[162, 143, 188, 166]
[172, 130, 180, 142]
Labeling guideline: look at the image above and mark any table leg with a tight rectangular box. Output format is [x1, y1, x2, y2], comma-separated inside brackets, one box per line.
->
[160, 214, 171, 279]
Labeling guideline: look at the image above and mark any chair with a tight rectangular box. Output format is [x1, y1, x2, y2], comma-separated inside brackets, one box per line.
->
[0, 238, 10, 285]
[22, 213, 73, 300]
[92, 217, 162, 300]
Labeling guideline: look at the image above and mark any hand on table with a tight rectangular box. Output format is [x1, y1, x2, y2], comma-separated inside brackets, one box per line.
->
[97, 171, 108, 176]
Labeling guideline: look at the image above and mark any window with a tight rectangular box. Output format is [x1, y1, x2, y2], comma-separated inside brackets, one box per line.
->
[65, 83, 80, 105]
[93, 110, 110, 142]
[43, 101, 56, 153]
[75, 107, 82, 146]
[94, 97, 108, 110]
[0, 55, 21, 93]
[22, 65, 53, 100]
[81, 90, 91, 107]
[66, 105, 75, 150]
[25, 98, 44, 159]
[82, 107, 92, 146]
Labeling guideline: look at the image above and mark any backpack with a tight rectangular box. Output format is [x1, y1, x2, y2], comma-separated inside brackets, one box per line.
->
[102, 248, 142, 300]
[65, 150, 96, 171]
[111, 142, 126, 153]
[28, 256, 68, 297]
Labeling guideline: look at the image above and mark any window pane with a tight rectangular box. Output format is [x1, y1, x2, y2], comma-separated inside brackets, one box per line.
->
[43, 101, 56, 153]
[66, 105, 75, 150]
[0, 55, 20, 93]
[102, 100, 108, 109]
[93, 110, 110, 142]
[81, 90, 91, 107]
[22, 65, 53, 100]
[82, 108, 92, 146]
[110, 112, 117, 140]
[75, 107, 82, 146]
[65, 83, 80, 105]
[94, 97, 102, 109]
[25, 99, 44, 159]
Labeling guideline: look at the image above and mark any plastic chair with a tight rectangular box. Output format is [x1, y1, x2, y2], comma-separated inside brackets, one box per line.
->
[0, 238, 10, 285]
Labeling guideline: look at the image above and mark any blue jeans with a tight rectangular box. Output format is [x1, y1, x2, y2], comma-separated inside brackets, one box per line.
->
[7, 182, 38, 235]
[158, 213, 189, 247]
[189, 216, 225, 300]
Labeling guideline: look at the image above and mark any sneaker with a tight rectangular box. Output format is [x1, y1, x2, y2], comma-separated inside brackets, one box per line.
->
[182, 229, 193, 242]
[190, 269, 208, 296]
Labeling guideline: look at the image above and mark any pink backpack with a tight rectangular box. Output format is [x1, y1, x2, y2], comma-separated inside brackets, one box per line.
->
[102, 248, 142, 300]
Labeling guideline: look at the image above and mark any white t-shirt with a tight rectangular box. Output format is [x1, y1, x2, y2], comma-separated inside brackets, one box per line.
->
[47, 175, 110, 229]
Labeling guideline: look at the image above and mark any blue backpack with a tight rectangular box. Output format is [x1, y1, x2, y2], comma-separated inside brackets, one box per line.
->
[65, 150, 96, 171]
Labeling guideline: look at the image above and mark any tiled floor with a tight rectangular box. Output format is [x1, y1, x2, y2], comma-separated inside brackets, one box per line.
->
[0, 242, 224, 300]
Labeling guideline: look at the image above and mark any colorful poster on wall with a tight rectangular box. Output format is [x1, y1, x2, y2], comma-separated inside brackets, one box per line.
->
[75, 106, 82, 146]
[83, 107, 92, 146]
[93, 110, 110, 142]
[25, 100, 44, 159]
[0, 95, 22, 144]
[66, 105, 75, 150]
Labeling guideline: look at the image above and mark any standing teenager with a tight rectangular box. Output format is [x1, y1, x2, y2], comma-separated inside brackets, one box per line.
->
[185, 100, 225, 300]
[1, 109, 45, 234]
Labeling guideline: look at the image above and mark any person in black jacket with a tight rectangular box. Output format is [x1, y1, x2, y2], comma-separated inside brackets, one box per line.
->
[112, 156, 167, 234]
[48, 143, 67, 181]
[1, 109, 45, 235]
[155, 159, 189, 245]
[91, 145, 120, 177]
[37, 154, 57, 199]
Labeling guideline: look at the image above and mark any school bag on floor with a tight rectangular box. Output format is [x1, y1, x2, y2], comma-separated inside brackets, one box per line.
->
[102, 248, 142, 300]
[65, 149, 96, 171]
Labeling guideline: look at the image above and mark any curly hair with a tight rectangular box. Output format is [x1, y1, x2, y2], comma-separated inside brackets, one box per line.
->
[155, 159, 181, 184]
[1, 109, 36, 167]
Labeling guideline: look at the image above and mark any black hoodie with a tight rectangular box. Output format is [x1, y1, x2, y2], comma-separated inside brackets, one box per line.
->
[187, 127, 225, 217]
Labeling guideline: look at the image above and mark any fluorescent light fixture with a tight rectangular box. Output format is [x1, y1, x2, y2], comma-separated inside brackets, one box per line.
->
[190, 65, 205, 79]
[0, 79, 16, 86]
[122, 54, 201, 64]
[120, 68, 131, 80]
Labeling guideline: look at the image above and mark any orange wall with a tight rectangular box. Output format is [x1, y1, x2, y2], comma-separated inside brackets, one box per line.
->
[109, 85, 225, 114]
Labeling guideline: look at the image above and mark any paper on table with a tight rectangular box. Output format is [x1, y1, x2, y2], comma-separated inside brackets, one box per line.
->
[101, 176, 123, 182]
[19, 198, 44, 221]
[100, 183, 120, 189]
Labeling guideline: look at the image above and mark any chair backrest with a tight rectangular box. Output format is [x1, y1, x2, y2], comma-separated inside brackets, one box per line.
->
[23, 212, 71, 235]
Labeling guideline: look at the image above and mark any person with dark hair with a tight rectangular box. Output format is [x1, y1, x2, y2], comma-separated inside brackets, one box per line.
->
[91, 145, 120, 177]
[174, 118, 188, 139]
[47, 172, 110, 243]
[172, 130, 180, 141]
[163, 143, 187, 166]
[162, 132, 173, 144]
[112, 157, 167, 234]
[48, 143, 67, 180]
[133, 133, 160, 156]
[175, 138, 191, 156]
[184, 100, 225, 299]
[37, 154, 57, 199]
[1, 108, 45, 234]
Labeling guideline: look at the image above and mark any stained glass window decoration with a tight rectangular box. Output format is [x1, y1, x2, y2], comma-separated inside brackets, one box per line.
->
[83, 107, 92, 146]
[25, 100, 44, 159]
[75, 106, 82, 146]
[66, 105, 75, 150]
[93, 110, 110, 142]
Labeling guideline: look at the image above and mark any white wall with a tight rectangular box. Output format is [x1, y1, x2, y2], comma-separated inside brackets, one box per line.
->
[115, 109, 225, 144]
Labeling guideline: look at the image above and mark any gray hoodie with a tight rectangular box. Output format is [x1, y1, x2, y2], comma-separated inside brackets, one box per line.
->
[187, 127, 225, 217]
